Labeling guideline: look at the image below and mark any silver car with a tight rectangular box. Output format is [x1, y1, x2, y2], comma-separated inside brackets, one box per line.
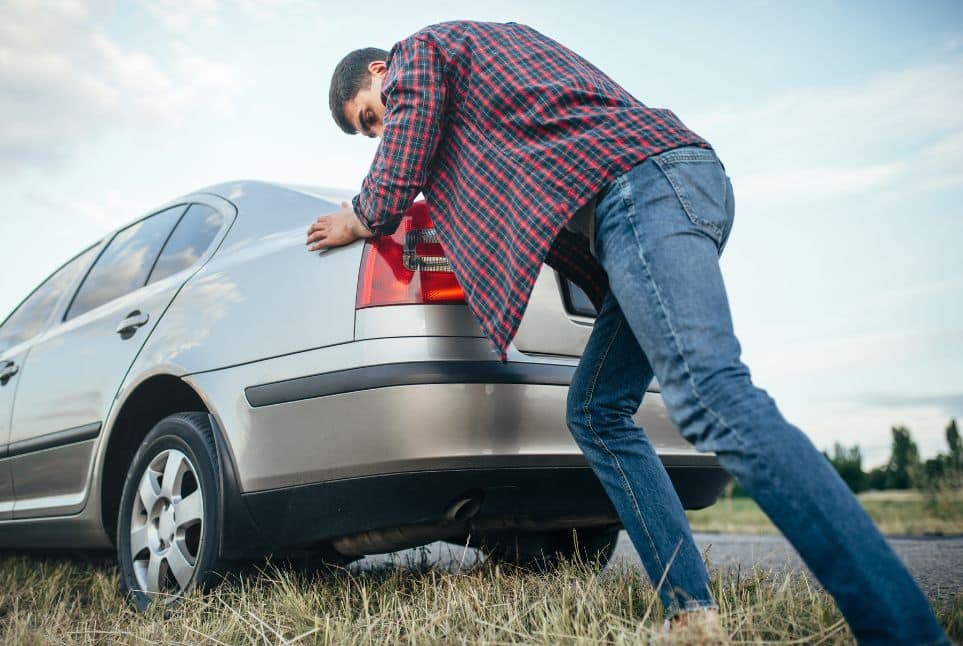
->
[0, 181, 728, 609]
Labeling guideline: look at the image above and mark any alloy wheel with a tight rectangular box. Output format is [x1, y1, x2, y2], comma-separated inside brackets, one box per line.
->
[129, 448, 205, 601]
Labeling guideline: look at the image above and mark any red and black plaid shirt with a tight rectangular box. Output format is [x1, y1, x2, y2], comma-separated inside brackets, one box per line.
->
[352, 21, 710, 359]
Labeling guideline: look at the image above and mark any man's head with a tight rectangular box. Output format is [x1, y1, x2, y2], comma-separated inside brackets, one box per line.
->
[329, 47, 390, 138]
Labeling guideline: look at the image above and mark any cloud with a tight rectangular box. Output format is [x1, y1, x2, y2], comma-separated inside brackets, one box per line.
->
[855, 392, 963, 419]
[143, 0, 222, 32]
[743, 326, 953, 381]
[790, 399, 958, 468]
[141, 0, 315, 30]
[26, 189, 142, 230]
[735, 162, 906, 206]
[691, 55, 963, 206]
[0, 0, 240, 172]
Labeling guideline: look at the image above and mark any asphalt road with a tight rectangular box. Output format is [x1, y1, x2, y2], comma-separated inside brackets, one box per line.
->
[356, 531, 963, 602]
[613, 532, 963, 602]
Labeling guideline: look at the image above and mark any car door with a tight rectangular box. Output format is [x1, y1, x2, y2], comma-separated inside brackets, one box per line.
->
[0, 245, 100, 519]
[9, 201, 232, 519]
[0, 351, 27, 520]
[7, 204, 201, 519]
[0, 347, 24, 520]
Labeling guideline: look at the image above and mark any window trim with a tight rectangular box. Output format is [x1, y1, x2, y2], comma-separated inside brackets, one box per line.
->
[0, 242, 102, 353]
[57, 194, 236, 325]
[145, 203, 226, 287]
[1, 192, 236, 357]
[143, 204, 191, 287]
[61, 203, 190, 323]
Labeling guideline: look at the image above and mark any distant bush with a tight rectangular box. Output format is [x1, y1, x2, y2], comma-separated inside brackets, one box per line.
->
[823, 443, 868, 493]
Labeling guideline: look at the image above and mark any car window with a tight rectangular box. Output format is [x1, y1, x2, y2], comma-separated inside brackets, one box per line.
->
[147, 204, 224, 285]
[0, 246, 98, 354]
[65, 205, 187, 321]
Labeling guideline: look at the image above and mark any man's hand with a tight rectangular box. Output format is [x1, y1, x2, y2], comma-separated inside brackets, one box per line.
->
[306, 201, 373, 251]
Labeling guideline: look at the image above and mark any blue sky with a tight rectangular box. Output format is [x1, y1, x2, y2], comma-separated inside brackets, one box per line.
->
[2, 0, 961, 466]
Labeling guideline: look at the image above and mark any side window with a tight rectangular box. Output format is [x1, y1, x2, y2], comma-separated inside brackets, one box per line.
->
[0, 246, 98, 354]
[65, 205, 187, 321]
[147, 204, 224, 285]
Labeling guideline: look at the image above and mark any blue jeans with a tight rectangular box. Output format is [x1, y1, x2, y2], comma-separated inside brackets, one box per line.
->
[566, 147, 948, 644]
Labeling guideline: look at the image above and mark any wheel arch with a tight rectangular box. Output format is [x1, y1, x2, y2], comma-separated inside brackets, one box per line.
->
[100, 374, 208, 546]
[101, 373, 263, 556]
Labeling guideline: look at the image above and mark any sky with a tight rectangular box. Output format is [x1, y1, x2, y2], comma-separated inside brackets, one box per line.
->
[1, 0, 961, 466]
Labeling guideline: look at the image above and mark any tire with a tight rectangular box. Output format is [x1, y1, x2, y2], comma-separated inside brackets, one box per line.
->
[116, 412, 226, 611]
[476, 525, 620, 571]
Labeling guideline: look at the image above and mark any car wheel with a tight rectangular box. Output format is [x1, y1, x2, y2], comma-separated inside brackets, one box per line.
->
[117, 412, 225, 611]
[476, 525, 620, 571]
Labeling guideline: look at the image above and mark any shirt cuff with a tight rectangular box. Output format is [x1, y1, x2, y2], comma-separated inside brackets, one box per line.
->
[351, 193, 377, 236]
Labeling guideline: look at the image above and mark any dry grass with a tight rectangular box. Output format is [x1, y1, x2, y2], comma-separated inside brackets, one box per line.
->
[0, 547, 959, 645]
[687, 490, 963, 536]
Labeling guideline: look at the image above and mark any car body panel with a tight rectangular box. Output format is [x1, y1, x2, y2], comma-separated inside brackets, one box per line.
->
[512, 267, 594, 357]
[0, 246, 105, 521]
[185, 336, 700, 493]
[10, 439, 96, 518]
[354, 304, 484, 340]
[6, 194, 236, 519]
[0, 461, 11, 520]
[8, 282, 182, 496]
[132, 182, 362, 376]
[0, 348, 25, 519]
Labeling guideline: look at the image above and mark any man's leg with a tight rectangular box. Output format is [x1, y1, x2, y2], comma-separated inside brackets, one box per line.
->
[592, 147, 947, 645]
[567, 291, 715, 615]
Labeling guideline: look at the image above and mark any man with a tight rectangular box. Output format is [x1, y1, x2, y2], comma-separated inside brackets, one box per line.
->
[307, 21, 947, 643]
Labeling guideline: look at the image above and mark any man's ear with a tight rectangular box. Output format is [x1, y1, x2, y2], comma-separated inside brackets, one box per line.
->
[367, 60, 388, 79]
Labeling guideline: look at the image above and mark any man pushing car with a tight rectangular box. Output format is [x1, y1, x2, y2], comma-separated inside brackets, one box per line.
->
[307, 20, 947, 643]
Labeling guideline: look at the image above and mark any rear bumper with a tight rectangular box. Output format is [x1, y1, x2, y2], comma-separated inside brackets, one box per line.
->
[186, 337, 730, 556]
[187, 337, 691, 494]
[237, 459, 730, 554]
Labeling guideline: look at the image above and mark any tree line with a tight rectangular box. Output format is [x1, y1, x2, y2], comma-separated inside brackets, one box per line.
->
[726, 419, 961, 497]
[823, 418, 961, 493]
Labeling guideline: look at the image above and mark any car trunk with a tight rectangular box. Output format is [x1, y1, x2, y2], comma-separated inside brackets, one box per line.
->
[512, 265, 596, 357]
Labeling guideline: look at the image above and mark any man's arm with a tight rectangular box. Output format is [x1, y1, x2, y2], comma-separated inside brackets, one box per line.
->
[307, 37, 447, 250]
[352, 37, 447, 235]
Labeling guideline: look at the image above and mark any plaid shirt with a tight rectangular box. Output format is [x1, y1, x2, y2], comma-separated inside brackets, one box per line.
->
[352, 21, 710, 360]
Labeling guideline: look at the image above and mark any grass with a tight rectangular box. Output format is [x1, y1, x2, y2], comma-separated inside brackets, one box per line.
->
[1, 491, 958, 643]
[687, 489, 963, 536]
[0, 547, 959, 644]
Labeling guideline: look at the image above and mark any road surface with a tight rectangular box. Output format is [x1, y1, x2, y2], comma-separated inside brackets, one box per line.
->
[356, 531, 963, 602]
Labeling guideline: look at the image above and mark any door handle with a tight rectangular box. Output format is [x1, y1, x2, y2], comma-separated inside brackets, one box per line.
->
[0, 361, 18, 386]
[116, 310, 150, 339]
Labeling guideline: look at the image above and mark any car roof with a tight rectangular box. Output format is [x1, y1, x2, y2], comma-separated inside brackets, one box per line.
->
[192, 180, 355, 207]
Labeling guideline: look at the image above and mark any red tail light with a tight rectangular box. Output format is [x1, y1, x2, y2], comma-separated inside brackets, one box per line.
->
[356, 201, 466, 308]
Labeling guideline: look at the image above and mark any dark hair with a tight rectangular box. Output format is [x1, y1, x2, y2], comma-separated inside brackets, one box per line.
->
[329, 47, 390, 134]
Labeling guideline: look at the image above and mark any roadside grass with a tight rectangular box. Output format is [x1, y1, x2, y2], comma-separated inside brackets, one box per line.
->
[687, 489, 963, 536]
[0, 548, 959, 644]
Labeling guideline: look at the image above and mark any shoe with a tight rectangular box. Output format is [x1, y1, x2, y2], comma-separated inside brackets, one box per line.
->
[652, 608, 726, 644]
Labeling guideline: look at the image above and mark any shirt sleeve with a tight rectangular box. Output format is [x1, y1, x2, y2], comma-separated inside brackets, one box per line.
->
[544, 229, 609, 312]
[351, 37, 447, 236]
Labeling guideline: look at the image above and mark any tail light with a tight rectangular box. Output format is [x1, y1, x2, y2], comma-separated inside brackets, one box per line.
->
[356, 201, 466, 308]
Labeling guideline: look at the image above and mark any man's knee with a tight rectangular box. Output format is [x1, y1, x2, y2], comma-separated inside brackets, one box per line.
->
[565, 379, 590, 435]
[568, 387, 642, 444]
[665, 364, 777, 447]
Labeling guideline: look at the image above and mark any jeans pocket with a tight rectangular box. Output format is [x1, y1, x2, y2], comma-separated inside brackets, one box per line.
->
[653, 149, 732, 250]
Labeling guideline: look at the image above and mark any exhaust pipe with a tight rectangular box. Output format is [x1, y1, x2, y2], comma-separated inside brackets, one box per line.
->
[332, 491, 485, 557]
